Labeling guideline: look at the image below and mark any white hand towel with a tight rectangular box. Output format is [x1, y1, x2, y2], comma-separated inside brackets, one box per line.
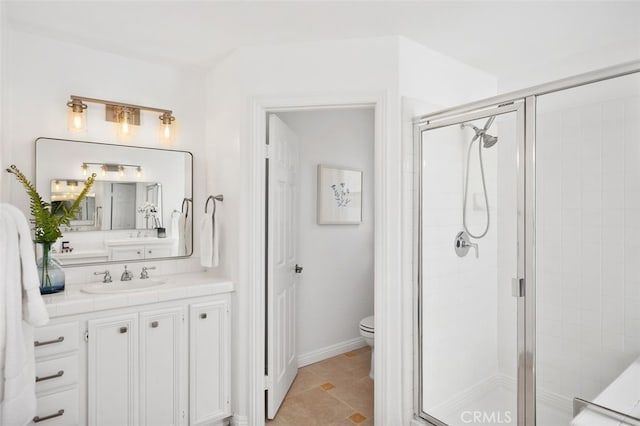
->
[0, 204, 49, 426]
[212, 213, 219, 268]
[8, 205, 49, 327]
[200, 214, 213, 268]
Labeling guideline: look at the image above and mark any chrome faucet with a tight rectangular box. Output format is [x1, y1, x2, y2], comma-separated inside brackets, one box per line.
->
[140, 266, 156, 279]
[94, 270, 112, 283]
[121, 265, 134, 281]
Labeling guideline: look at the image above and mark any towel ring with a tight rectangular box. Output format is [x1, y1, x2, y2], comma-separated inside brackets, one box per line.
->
[181, 198, 192, 218]
[205, 195, 224, 217]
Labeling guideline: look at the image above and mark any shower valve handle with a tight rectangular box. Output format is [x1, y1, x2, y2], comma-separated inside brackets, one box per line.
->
[465, 240, 479, 258]
[454, 231, 479, 258]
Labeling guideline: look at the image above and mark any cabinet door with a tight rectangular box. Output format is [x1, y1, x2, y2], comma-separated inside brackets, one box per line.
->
[88, 314, 139, 426]
[145, 245, 172, 259]
[110, 245, 145, 261]
[189, 299, 230, 425]
[140, 307, 186, 426]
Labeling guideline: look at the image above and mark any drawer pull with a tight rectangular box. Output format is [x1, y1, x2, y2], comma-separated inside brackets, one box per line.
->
[33, 409, 64, 423]
[35, 370, 64, 382]
[34, 336, 64, 347]
[151, 321, 159, 328]
[200, 313, 207, 319]
[119, 326, 128, 333]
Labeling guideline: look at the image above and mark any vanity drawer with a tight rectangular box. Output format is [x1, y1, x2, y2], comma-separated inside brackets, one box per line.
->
[30, 388, 78, 426]
[35, 354, 78, 394]
[34, 322, 79, 358]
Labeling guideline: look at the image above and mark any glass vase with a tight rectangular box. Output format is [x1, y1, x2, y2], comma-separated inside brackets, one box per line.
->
[37, 242, 65, 294]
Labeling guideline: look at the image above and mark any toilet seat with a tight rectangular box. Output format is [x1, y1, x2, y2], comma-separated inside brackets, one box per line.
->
[359, 315, 374, 333]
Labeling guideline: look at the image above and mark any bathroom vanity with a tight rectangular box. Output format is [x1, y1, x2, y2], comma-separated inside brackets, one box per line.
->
[30, 272, 232, 426]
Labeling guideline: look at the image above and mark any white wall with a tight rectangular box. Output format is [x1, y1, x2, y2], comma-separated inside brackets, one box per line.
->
[2, 28, 207, 281]
[0, 2, 6, 202]
[206, 35, 399, 424]
[536, 73, 640, 409]
[277, 108, 375, 361]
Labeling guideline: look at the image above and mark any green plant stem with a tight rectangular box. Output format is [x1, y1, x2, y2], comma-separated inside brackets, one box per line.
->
[41, 242, 52, 288]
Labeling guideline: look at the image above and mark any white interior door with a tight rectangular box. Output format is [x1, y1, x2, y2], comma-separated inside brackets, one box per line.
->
[266, 114, 300, 419]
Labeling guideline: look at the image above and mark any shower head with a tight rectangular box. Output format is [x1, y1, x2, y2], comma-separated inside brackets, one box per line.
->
[483, 134, 498, 148]
[461, 116, 498, 148]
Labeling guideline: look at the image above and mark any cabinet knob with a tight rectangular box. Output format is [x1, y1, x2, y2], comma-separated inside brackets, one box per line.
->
[119, 326, 128, 334]
[148, 250, 152, 254]
[200, 313, 207, 319]
[151, 321, 159, 328]
[137, 251, 141, 255]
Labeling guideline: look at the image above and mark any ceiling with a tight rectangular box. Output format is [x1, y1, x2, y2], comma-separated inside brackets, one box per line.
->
[5, 1, 640, 85]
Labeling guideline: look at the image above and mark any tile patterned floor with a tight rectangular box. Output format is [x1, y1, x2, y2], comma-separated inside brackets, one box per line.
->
[267, 346, 374, 425]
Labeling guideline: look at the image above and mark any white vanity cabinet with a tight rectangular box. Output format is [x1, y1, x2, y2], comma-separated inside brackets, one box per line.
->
[107, 240, 175, 261]
[87, 314, 139, 426]
[189, 301, 231, 425]
[30, 321, 82, 426]
[88, 308, 187, 426]
[37, 276, 233, 426]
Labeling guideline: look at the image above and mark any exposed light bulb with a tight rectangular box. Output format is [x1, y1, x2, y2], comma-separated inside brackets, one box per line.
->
[67, 98, 87, 132]
[55, 180, 60, 191]
[159, 112, 175, 144]
[81, 163, 88, 176]
[136, 166, 142, 178]
[101, 165, 107, 177]
[119, 166, 125, 177]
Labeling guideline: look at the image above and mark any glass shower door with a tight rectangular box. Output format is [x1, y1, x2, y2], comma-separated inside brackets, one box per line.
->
[417, 103, 525, 426]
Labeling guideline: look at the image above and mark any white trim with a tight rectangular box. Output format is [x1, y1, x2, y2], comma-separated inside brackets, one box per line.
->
[418, 374, 572, 424]
[297, 337, 367, 367]
[244, 92, 393, 426]
[231, 415, 249, 426]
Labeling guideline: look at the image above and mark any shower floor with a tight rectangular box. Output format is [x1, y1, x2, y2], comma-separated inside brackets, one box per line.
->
[428, 377, 573, 426]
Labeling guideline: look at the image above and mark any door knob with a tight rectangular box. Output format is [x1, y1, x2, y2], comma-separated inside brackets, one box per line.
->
[295, 264, 304, 274]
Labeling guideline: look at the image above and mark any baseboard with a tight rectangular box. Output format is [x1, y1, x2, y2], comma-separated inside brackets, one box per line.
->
[428, 374, 504, 418]
[297, 337, 367, 367]
[426, 373, 572, 420]
[231, 414, 249, 426]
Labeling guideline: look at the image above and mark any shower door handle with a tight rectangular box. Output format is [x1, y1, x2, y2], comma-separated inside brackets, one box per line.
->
[295, 264, 304, 274]
[512, 278, 525, 298]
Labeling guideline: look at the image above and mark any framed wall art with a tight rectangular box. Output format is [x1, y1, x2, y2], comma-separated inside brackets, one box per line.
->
[317, 165, 363, 225]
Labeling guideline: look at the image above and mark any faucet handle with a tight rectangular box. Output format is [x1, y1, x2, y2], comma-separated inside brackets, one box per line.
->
[94, 270, 112, 283]
[140, 266, 157, 279]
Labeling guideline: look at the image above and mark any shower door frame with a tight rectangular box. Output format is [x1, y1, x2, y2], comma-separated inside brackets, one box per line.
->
[414, 100, 529, 426]
[413, 60, 640, 426]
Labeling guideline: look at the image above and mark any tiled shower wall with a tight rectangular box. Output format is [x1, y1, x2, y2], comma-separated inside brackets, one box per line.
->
[536, 93, 640, 402]
[421, 122, 499, 410]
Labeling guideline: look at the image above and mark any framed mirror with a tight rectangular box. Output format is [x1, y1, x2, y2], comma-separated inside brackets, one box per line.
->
[36, 138, 193, 266]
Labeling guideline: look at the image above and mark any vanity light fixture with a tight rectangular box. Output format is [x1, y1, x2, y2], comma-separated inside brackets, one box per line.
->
[83, 162, 142, 178]
[66, 98, 88, 132]
[159, 111, 176, 144]
[66, 95, 176, 143]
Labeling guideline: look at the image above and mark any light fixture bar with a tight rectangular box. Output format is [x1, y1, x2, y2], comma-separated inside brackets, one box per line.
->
[69, 95, 172, 115]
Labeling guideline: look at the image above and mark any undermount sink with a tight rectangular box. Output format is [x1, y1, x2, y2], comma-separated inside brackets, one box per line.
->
[81, 279, 167, 294]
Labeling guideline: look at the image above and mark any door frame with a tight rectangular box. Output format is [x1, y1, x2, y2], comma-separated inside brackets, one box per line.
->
[243, 92, 394, 426]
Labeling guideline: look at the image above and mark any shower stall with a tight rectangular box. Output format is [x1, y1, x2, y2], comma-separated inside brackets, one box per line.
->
[415, 62, 640, 426]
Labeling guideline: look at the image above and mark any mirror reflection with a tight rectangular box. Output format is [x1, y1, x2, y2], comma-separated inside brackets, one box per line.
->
[36, 138, 193, 266]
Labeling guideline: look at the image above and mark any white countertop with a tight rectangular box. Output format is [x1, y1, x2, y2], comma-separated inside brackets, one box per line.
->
[42, 272, 233, 318]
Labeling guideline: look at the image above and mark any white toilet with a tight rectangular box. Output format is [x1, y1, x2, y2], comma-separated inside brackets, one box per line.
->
[359, 315, 374, 379]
